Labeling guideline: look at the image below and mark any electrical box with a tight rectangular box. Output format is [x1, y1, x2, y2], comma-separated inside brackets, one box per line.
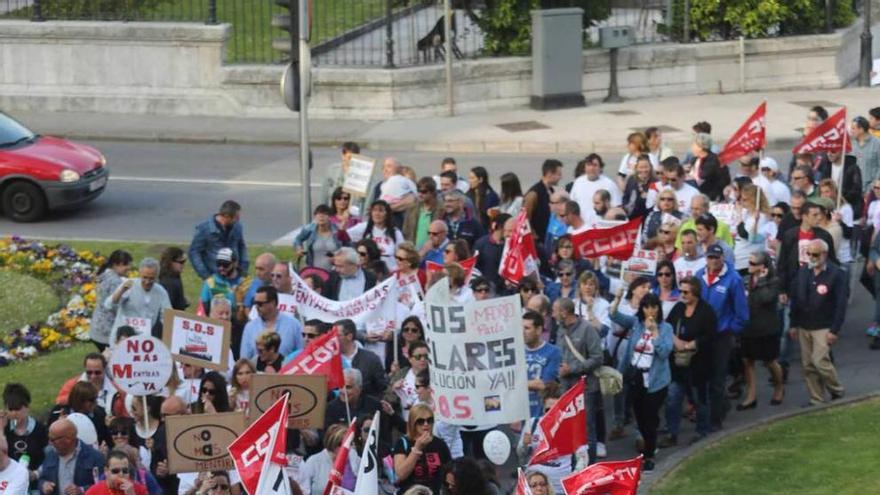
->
[600, 26, 634, 49]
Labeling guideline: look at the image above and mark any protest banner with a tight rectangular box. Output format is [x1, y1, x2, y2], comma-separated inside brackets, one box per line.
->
[571, 217, 641, 260]
[165, 411, 245, 474]
[624, 249, 659, 278]
[718, 102, 766, 164]
[279, 328, 345, 390]
[792, 107, 851, 154]
[229, 394, 290, 495]
[249, 374, 328, 429]
[248, 292, 298, 321]
[342, 154, 377, 197]
[561, 456, 642, 495]
[108, 335, 173, 396]
[423, 282, 529, 425]
[709, 203, 740, 228]
[289, 269, 399, 332]
[162, 309, 231, 371]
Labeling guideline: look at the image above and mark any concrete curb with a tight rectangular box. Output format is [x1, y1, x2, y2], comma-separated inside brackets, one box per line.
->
[645, 391, 880, 493]
[47, 130, 803, 155]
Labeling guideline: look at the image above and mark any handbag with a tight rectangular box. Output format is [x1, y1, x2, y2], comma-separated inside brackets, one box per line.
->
[563, 334, 622, 396]
[671, 319, 695, 367]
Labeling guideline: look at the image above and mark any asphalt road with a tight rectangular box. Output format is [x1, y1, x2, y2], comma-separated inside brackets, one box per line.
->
[0, 140, 795, 244]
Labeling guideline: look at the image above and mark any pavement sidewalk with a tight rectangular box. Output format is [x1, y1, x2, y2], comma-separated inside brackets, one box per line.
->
[11, 87, 877, 153]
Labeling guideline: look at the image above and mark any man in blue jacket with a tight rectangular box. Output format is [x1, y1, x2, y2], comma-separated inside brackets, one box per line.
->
[188, 200, 249, 280]
[39, 419, 104, 495]
[696, 244, 749, 431]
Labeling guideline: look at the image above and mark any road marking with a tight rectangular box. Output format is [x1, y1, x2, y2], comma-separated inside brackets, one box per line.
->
[272, 227, 303, 247]
[112, 176, 322, 188]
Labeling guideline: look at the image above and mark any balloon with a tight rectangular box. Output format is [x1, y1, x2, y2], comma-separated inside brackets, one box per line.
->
[482, 430, 511, 466]
[66, 412, 98, 446]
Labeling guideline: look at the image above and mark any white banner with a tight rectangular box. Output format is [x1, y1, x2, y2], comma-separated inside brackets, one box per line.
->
[289, 270, 399, 331]
[423, 282, 529, 425]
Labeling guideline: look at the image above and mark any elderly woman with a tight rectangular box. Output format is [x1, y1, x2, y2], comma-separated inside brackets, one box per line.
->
[524, 471, 555, 495]
[393, 403, 452, 494]
[91, 250, 133, 351]
[690, 133, 728, 201]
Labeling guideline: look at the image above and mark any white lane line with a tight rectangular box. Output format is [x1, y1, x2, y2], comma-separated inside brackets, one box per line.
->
[112, 176, 323, 188]
[271, 227, 303, 247]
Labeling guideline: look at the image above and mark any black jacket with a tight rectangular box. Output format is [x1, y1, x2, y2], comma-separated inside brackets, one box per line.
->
[666, 300, 717, 385]
[817, 155, 863, 218]
[324, 269, 377, 301]
[159, 275, 189, 311]
[696, 152, 730, 202]
[351, 348, 389, 399]
[776, 226, 837, 294]
[790, 263, 848, 333]
[744, 275, 781, 338]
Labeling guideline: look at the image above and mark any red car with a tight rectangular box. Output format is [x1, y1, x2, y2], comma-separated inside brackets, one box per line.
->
[0, 112, 108, 222]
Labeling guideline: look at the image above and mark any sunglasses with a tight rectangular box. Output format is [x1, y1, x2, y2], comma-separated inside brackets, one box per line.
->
[202, 389, 217, 395]
[174, 259, 187, 264]
[111, 430, 128, 436]
[357, 251, 368, 256]
[254, 300, 273, 306]
[217, 261, 232, 268]
[418, 189, 431, 194]
[402, 326, 421, 333]
[559, 272, 573, 277]
[415, 383, 429, 389]
[109, 468, 130, 475]
[521, 287, 537, 293]
[415, 417, 435, 426]
[303, 332, 319, 339]
[680, 289, 692, 295]
[85, 370, 103, 376]
[657, 272, 673, 277]
[792, 175, 806, 180]
[411, 353, 429, 361]
[336, 196, 351, 201]
[808, 252, 823, 258]
[748, 261, 762, 266]
[771, 213, 784, 218]
[395, 255, 408, 261]
[474, 287, 490, 293]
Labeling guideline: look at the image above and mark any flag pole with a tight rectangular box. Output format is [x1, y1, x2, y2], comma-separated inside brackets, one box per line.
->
[343, 387, 352, 425]
[142, 395, 150, 437]
[837, 110, 848, 211]
[393, 326, 399, 369]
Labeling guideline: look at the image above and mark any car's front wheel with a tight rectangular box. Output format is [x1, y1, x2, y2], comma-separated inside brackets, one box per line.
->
[2, 181, 47, 222]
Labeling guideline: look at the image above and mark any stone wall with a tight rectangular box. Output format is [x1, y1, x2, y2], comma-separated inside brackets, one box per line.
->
[0, 19, 874, 118]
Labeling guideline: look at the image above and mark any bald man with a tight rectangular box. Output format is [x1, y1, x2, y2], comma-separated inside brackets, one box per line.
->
[0, 433, 29, 494]
[244, 252, 278, 309]
[40, 419, 104, 495]
[420, 220, 450, 266]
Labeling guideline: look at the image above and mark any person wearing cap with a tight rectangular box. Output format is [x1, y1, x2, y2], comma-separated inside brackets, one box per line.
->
[188, 200, 249, 280]
[755, 157, 791, 206]
[198, 247, 248, 319]
[817, 152, 863, 218]
[789, 238, 847, 405]
[695, 243, 748, 431]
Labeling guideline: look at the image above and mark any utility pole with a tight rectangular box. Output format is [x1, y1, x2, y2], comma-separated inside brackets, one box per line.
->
[297, 0, 311, 224]
[861, 0, 873, 87]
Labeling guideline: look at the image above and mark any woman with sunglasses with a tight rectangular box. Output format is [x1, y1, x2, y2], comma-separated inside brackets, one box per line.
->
[551, 235, 610, 295]
[158, 247, 189, 311]
[228, 359, 256, 413]
[739, 252, 785, 410]
[766, 202, 790, 255]
[543, 259, 577, 304]
[642, 189, 683, 245]
[348, 200, 406, 271]
[192, 372, 232, 415]
[611, 290, 673, 472]
[393, 403, 451, 494]
[329, 186, 361, 230]
[652, 260, 680, 316]
[386, 316, 425, 371]
[661, 276, 715, 447]
[50, 381, 112, 447]
[654, 221, 680, 261]
[395, 243, 424, 308]
[104, 418, 162, 494]
[385, 341, 431, 421]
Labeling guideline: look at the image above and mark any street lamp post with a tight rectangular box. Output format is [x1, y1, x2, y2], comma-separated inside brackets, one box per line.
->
[861, 0, 873, 87]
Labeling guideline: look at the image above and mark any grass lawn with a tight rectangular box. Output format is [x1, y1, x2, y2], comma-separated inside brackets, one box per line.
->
[653, 398, 880, 495]
[0, 270, 60, 335]
[2, 239, 294, 417]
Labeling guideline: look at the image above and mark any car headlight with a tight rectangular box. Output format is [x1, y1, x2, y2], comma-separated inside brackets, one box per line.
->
[59, 169, 81, 183]
[98, 155, 107, 167]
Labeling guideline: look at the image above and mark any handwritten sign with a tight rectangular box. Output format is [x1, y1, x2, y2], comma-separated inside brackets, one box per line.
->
[625, 249, 659, 278]
[122, 315, 151, 335]
[342, 154, 377, 197]
[162, 310, 231, 371]
[165, 412, 245, 474]
[423, 284, 529, 425]
[248, 374, 327, 429]
[109, 335, 173, 396]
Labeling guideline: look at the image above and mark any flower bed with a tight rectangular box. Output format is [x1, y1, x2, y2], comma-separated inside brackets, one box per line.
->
[0, 236, 103, 366]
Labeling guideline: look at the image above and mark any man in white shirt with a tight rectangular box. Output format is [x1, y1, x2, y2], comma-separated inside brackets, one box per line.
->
[674, 229, 707, 283]
[570, 154, 622, 217]
[433, 157, 470, 193]
[659, 159, 700, 215]
[0, 433, 29, 495]
[756, 157, 791, 206]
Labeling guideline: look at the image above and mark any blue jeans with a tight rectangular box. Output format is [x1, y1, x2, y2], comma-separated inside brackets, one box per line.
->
[664, 379, 687, 438]
[691, 381, 711, 436]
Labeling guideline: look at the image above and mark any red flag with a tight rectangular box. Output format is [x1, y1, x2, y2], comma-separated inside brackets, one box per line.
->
[792, 108, 852, 155]
[516, 468, 534, 495]
[561, 456, 643, 495]
[279, 328, 345, 390]
[718, 102, 766, 164]
[499, 210, 540, 283]
[529, 377, 587, 466]
[425, 251, 478, 280]
[228, 394, 290, 495]
[570, 217, 641, 260]
[323, 420, 357, 495]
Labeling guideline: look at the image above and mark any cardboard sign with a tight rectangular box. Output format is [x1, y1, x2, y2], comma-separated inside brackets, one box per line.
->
[709, 203, 740, 227]
[108, 335, 173, 396]
[625, 249, 659, 278]
[248, 374, 327, 429]
[342, 154, 376, 197]
[165, 412, 245, 474]
[162, 310, 231, 371]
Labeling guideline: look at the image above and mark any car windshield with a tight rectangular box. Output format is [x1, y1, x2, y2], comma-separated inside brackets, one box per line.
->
[0, 112, 36, 147]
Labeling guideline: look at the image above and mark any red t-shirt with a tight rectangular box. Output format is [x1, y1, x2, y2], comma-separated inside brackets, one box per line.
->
[797, 229, 815, 266]
[85, 480, 149, 495]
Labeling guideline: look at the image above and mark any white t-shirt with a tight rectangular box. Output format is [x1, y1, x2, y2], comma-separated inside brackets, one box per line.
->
[733, 211, 776, 270]
[0, 458, 29, 495]
[755, 176, 791, 207]
[674, 255, 706, 284]
[570, 175, 623, 216]
[630, 329, 655, 387]
[618, 153, 659, 177]
[836, 203, 854, 263]
[347, 222, 405, 270]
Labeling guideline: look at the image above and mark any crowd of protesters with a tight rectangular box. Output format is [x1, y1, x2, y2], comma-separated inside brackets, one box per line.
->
[1, 105, 879, 495]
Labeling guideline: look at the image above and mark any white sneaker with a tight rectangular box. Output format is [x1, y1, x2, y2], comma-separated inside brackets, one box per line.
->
[596, 442, 607, 458]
